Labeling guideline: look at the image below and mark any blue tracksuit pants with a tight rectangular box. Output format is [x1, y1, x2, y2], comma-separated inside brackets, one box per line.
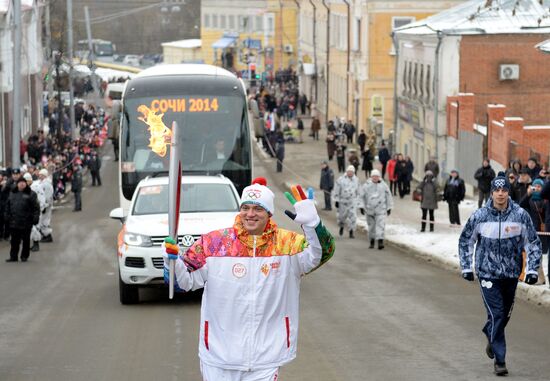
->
[479, 278, 518, 364]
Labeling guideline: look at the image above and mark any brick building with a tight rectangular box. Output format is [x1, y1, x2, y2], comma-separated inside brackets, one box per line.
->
[393, 0, 550, 184]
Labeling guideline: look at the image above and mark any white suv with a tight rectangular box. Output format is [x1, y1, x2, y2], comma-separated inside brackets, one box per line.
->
[109, 175, 240, 304]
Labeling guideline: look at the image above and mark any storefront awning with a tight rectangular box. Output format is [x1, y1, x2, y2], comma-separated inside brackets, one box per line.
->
[212, 36, 237, 49]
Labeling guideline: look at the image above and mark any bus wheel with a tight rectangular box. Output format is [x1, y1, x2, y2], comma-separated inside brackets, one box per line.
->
[119, 274, 139, 305]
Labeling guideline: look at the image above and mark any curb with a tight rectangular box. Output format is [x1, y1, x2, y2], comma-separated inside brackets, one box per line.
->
[281, 181, 550, 310]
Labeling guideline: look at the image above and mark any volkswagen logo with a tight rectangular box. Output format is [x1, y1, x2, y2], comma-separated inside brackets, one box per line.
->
[180, 234, 195, 247]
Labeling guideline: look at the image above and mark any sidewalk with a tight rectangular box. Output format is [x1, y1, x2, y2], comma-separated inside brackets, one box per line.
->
[257, 116, 550, 309]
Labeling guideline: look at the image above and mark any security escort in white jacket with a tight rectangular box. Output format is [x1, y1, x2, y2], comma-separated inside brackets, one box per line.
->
[163, 178, 335, 381]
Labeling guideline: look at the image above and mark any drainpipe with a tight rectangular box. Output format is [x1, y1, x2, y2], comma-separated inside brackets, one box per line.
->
[433, 31, 443, 165]
[322, 0, 330, 125]
[309, 0, 318, 103]
[391, 31, 399, 154]
[342, 0, 351, 120]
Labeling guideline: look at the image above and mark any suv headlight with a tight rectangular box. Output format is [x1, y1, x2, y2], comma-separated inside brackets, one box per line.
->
[124, 232, 152, 247]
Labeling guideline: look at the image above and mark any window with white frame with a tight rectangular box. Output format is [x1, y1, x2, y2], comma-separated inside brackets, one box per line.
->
[338, 15, 347, 51]
[255, 15, 263, 32]
[228, 15, 235, 30]
[390, 17, 415, 54]
[220, 15, 226, 29]
[204, 14, 211, 28]
[266, 13, 275, 35]
[352, 17, 361, 52]
[212, 14, 218, 29]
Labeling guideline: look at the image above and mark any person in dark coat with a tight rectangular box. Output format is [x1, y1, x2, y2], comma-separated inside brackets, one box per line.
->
[357, 130, 367, 153]
[378, 141, 390, 179]
[515, 167, 532, 202]
[526, 157, 542, 180]
[507, 172, 521, 203]
[310, 117, 321, 140]
[443, 169, 465, 225]
[325, 132, 336, 161]
[71, 165, 83, 211]
[394, 154, 408, 198]
[404, 156, 414, 195]
[424, 157, 440, 180]
[348, 150, 360, 174]
[296, 117, 304, 143]
[320, 161, 335, 210]
[0, 170, 10, 240]
[275, 129, 285, 173]
[361, 148, 374, 179]
[335, 141, 347, 173]
[417, 170, 439, 232]
[474, 159, 496, 208]
[520, 179, 548, 255]
[343, 120, 356, 144]
[89, 151, 102, 186]
[4, 177, 40, 262]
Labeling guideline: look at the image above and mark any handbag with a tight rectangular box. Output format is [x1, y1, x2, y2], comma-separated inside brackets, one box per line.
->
[412, 189, 422, 202]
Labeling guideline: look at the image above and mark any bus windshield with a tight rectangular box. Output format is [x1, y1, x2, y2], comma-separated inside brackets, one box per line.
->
[120, 75, 251, 200]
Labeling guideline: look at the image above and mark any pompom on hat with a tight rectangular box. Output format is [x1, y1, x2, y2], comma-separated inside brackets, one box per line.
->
[240, 177, 274, 215]
[491, 171, 510, 192]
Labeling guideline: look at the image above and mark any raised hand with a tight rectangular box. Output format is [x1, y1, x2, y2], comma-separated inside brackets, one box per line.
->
[284, 185, 320, 228]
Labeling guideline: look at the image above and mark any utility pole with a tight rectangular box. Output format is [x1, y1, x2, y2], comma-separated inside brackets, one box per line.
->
[67, 0, 76, 138]
[12, 0, 22, 167]
[44, 1, 54, 99]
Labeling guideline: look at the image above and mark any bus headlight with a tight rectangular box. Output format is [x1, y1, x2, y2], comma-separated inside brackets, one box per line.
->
[124, 232, 153, 247]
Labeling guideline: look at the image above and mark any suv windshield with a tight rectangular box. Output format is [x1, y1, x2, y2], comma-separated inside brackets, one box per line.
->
[133, 183, 239, 215]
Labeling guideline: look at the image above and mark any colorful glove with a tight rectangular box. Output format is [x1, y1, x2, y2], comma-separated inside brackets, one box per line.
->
[163, 237, 180, 261]
[284, 185, 320, 228]
[525, 273, 538, 285]
[462, 272, 474, 282]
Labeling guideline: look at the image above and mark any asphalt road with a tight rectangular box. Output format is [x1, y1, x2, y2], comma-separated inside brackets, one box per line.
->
[0, 142, 549, 381]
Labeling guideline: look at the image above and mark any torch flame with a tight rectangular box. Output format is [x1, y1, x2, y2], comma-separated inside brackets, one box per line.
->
[137, 105, 172, 157]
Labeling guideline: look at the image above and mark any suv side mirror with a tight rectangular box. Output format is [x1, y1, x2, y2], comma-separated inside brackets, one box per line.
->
[109, 207, 126, 222]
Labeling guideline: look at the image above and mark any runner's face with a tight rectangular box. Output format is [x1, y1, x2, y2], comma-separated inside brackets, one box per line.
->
[492, 188, 509, 209]
[240, 204, 269, 235]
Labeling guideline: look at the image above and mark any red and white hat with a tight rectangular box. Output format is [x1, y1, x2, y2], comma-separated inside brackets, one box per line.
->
[240, 177, 274, 215]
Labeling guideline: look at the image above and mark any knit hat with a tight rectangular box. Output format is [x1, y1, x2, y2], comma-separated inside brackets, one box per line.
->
[240, 177, 274, 215]
[533, 179, 545, 187]
[23, 173, 32, 182]
[39, 169, 49, 177]
[346, 165, 355, 173]
[491, 171, 510, 192]
[371, 169, 381, 177]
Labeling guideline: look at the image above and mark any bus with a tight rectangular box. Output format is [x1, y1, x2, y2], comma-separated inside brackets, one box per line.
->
[77, 39, 115, 58]
[118, 64, 252, 210]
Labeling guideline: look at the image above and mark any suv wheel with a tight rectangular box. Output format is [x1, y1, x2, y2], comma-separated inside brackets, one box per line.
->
[119, 274, 139, 304]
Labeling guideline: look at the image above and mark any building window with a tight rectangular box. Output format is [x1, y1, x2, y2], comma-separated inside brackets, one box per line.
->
[407, 61, 413, 98]
[228, 15, 235, 30]
[212, 14, 218, 29]
[425, 65, 431, 103]
[402, 61, 408, 96]
[352, 17, 361, 52]
[413, 62, 418, 98]
[204, 14, 210, 28]
[220, 15, 226, 29]
[390, 17, 415, 54]
[392, 16, 415, 30]
[266, 13, 275, 35]
[256, 15, 263, 32]
[419, 64, 424, 100]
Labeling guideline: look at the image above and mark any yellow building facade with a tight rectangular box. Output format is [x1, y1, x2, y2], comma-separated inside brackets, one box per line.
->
[200, 0, 299, 76]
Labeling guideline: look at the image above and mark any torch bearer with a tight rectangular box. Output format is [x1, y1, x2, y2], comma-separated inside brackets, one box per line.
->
[168, 121, 182, 299]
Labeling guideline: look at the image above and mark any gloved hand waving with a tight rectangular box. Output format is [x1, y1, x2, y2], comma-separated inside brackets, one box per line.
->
[284, 185, 321, 228]
[163, 237, 180, 262]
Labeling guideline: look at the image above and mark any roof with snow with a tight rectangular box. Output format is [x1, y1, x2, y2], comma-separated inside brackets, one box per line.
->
[395, 0, 550, 36]
[161, 39, 202, 49]
[536, 38, 550, 52]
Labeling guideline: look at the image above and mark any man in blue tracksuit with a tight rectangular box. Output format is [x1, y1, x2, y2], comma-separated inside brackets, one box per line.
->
[459, 172, 541, 376]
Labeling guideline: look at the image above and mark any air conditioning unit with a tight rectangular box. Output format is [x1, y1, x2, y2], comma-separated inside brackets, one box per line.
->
[499, 64, 519, 81]
[283, 44, 294, 53]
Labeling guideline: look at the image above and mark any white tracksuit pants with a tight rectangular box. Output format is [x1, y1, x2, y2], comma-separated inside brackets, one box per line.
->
[39, 206, 53, 236]
[200, 362, 280, 381]
[366, 213, 386, 241]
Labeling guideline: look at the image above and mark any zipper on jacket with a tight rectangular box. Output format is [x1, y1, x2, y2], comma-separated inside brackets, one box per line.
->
[498, 212, 501, 257]
[247, 235, 257, 371]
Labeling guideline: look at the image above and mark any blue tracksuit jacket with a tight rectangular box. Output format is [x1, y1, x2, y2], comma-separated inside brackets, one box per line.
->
[459, 198, 541, 279]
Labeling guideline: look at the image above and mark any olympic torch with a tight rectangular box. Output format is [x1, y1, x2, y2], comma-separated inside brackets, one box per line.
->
[168, 121, 182, 299]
